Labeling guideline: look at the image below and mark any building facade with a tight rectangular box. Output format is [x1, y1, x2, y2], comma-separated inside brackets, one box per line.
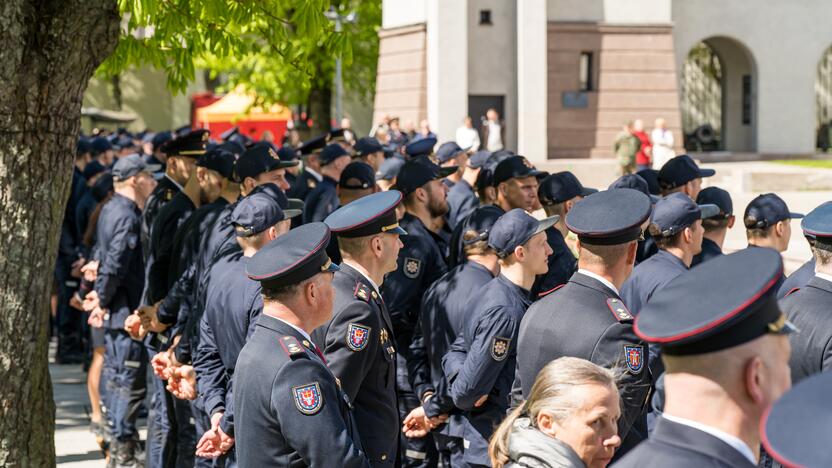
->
[374, 0, 832, 162]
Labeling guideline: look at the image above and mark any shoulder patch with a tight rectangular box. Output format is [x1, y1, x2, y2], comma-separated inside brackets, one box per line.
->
[490, 336, 511, 361]
[292, 382, 323, 415]
[784, 287, 800, 297]
[346, 323, 371, 351]
[353, 282, 371, 303]
[538, 283, 565, 298]
[607, 298, 633, 321]
[279, 336, 306, 357]
[623, 344, 644, 374]
[403, 257, 422, 279]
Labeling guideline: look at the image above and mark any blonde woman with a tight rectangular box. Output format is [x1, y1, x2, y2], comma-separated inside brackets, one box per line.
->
[490, 358, 621, 468]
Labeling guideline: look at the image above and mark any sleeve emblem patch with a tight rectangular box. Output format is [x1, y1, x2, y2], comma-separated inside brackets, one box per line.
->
[624, 345, 644, 374]
[292, 382, 323, 415]
[346, 323, 371, 351]
[490, 336, 511, 361]
[404, 258, 421, 279]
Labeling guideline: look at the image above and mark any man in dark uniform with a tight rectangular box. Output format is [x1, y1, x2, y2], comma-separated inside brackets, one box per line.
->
[234, 222, 370, 467]
[405, 206, 501, 466]
[492, 156, 543, 213]
[353, 137, 385, 172]
[608, 173, 659, 265]
[146, 131, 172, 170]
[194, 191, 299, 464]
[515, 189, 654, 459]
[620, 193, 718, 315]
[656, 154, 715, 199]
[303, 143, 352, 224]
[288, 135, 326, 201]
[312, 191, 408, 466]
[779, 201, 832, 383]
[435, 141, 467, 189]
[616, 248, 795, 468]
[444, 209, 555, 467]
[404, 136, 436, 161]
[277, 145, 300, 188]
[141, 129, 206, 260]
[382, 159, 455, 467]
[446, 150, 488, 231]
[744, 193, 804, 292]
[85, 154, 159, 465]
[691, 186, 734, 267]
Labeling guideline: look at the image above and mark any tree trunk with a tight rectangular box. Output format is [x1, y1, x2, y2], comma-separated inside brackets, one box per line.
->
[0, 1, 119, 465]
[308, 64, 333, 134]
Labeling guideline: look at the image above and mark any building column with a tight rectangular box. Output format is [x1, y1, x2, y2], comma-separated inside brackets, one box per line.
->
[427, 0, 467, 143]
[517, 0, 548, 162]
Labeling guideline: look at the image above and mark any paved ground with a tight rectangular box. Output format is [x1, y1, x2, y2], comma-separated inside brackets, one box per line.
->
[53, 361, 108, 467]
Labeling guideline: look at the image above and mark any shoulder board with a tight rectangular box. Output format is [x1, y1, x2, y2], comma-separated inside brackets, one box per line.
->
[164, 189, 174, 201]
[784, 287, 800, 297]
[606, 298, 633, 322]
[279, 336, 307, 358]
[538, 283, 565, 298]
[354, 282, 372, 303]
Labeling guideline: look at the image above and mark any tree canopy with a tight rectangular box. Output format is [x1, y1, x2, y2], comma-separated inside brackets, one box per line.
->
[99, 0, 381, 107]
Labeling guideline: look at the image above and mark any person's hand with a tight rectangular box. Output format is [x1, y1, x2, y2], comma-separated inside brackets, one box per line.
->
[402, 406, 431, 438]
[124, 313, 147, 341]
[87, 307, 106, 328]
[196, 412, 234, 458]
[151, 351, 173, 380]
[167, 365, 197, 400]
[81, 260, 99, 282]
[474, 395, 488, 408]
[69, 293, 83, 311]
[82, 290, 100, 312]
[70, 258, 86, 278]
[137, 303, 168, 333]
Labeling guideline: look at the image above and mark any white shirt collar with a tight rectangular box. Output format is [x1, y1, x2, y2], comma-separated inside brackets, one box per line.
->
[342, 259, 380, 293]
[263, 314, 313, 343]
[165, 173, 184, 191]
[814, 271, 832, 284]
[305, 167, 323, 182]
[662, 414, 756, 465]
[577, 269, 619, 296]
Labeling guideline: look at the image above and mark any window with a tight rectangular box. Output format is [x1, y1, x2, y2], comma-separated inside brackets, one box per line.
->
[479, 10, 492, 25]
[579, 52, 593, 91]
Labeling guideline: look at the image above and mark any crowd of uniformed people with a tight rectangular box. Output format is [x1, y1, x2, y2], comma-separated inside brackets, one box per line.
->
[55, 123, 832, 468]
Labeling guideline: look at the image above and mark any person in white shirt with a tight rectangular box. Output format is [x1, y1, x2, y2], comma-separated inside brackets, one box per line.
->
[455, 116, 481, 152]
[482, 109, 504, 152]
[651, 118, 675, 169]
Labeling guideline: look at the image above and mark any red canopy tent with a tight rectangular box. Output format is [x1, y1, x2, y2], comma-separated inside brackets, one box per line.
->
[194, 89, 291, 141]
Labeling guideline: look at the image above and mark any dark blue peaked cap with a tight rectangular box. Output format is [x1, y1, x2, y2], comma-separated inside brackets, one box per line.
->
[696, 186, 733, 218]
[405, 137, 436, 157]
[800, 201, 832, 248]
[325, 190, 407, 238]
[247, 222, 339, 286]
[635, 248, 795, 356]
[762, 371, 832, 468]
[565, 188, 651, 245]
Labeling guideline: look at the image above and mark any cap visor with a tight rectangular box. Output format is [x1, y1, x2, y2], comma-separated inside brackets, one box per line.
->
[324, 262, 341, 273]
[389, 226, 408, 236]
[288, 199, 305, 211]
[276, 160, 300, 169]
[581, 187, 599, 197]
[789, 212, 805, 219]
[534, 215, 560, 235]
[698, 204, 722, 219]
[436, 167, 459, 179]
[144, 164, 162, 173]
[283, 209, 303, 220]
[698, 168, 716, 178]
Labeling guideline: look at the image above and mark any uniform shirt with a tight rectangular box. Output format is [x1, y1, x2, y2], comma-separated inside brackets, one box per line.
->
[691, 237, 723, 267]
[93, 193, 144, 330]
[234, 314, 370, 467]
[620, 249, 688, 315]
[444, 274, 532, 466]
[530, 227, 578, 298]
[144, 191, 195, 305]
[613, 417, 756, 468]
[288, 168, 322, 201]
[779, 274, 832, 383]
[194, 252, 262, 434]
[141, 174, 181, 261]
[447, 205, 505, 268]
[446, 179, 479, 231]
[302, 175, 339, 224]
[312, 263, 399, 466]
[778, 258, 815, 298]
[515, 271, 651, 456]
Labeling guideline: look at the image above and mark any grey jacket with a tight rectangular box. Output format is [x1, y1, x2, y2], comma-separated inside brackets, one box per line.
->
[506, 418, 586, 468]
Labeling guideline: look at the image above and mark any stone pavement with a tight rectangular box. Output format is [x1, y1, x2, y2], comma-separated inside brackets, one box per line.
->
[53, 361, 107, 467]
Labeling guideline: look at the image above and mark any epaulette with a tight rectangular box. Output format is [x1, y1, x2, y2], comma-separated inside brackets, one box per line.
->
[784, 287, 800, 297]
[538, 283, 565, 298]
[164, 189, 174, 201]
[607, 298, 633, 321]
[354, 282, 372, 303]
[278, 336, 306, 358]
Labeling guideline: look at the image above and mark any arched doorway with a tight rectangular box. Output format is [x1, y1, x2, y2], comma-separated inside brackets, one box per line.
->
[680, 36, 756, 152]
[815, 45, 832, 151]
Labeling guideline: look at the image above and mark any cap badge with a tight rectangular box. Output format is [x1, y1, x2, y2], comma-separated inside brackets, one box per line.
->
[403, 258, 421, 279]
[624, 345, 644, 374]
[292, 382, 323, 415]
[521, 157, 534, 169]
[268, 148, 279, 160]
[490, 336, 511, 361]
[346, 323, 371, 351]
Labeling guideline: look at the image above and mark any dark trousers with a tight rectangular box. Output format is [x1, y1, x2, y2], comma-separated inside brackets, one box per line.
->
[56, 256, 84, 359]
[192, 398, 213, 468]
[146, 371, 170, 468]
[103, 330, 147, 441]
[397, 356, 438, 468]
[162, 388, 196, 467]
